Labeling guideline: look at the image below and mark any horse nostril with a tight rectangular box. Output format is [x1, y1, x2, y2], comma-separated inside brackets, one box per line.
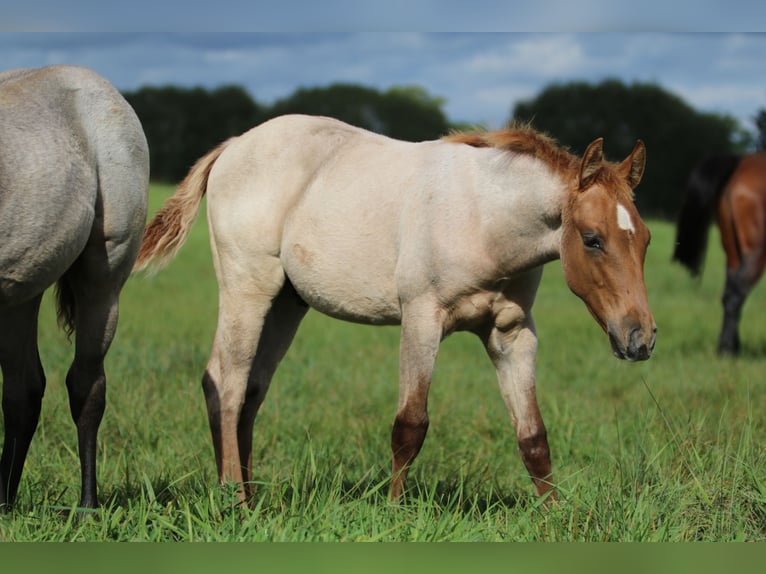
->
[627, 327, 652, 361]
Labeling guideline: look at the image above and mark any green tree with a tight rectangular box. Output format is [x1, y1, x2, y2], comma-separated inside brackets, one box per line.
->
[755, 108, 766, 150]
[124, 85, 265, 182]
[124, 82, 451, 182]
[512, 79, 744, 218]
[267, 83, 450, 141]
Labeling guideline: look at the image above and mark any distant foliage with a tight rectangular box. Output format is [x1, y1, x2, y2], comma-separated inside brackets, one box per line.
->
[125, 85, 265, 182]
[755, 108, 766, 150]
[512, 79, 746, 218]
[268, 83, 450, 142]
[124, 83, 450, 183]
[125, 79, 755, 219]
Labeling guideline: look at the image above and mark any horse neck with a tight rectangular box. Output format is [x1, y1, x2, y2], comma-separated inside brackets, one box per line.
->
[475, 151, 569, 271]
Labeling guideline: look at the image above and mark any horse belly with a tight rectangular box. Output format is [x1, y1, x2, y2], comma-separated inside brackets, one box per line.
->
[282, 233, 402, 325]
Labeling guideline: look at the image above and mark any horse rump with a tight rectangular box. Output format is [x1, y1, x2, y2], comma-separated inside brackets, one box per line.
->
[673, 154, 741, 276]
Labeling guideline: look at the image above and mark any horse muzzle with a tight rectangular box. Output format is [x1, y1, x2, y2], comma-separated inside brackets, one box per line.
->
[608, 321, 657, 362]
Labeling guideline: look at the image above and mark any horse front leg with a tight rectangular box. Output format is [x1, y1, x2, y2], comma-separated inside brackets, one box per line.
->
[389, 301, 443, 502]
[480, 316, 555, 501]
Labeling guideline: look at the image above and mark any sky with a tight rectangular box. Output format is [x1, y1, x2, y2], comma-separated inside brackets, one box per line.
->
[1, 2, 765, 133]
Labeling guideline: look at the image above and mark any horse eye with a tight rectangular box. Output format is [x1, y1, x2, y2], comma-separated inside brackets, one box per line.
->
[582, 233, 604, 251]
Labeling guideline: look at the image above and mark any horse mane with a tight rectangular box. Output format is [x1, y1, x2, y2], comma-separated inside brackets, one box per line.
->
[443, 123, 579, 178]
[444, 123, 640, 204]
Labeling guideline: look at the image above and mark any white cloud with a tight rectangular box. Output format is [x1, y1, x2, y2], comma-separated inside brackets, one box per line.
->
[475, 85, 537, 107]
[670, 82, 766, 129]
[715, 33, 766, 72]
[671, 83, 764, 110]
[464, 35, 586, 77]
[2, 33, 765, 132]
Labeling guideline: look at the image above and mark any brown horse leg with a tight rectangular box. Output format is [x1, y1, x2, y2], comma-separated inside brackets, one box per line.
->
[389, 302, 442, 501]
[0, 296, 45, 510]
[717, 181, 766, 355]
[235, 284, 307, 497]
[481, 319, 555, 501]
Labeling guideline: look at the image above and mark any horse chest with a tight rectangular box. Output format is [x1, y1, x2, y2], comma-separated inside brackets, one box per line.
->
[443, 291, 523, 334]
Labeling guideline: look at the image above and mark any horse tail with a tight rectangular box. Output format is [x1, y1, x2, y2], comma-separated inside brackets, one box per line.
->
[672, 154, 742, 276]
[134, 138, 232, 272]
[55, 270, 76, 339]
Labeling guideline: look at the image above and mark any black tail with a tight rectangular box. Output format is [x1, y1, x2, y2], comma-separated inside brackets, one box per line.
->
[55, 270, 76, 340]
[673, 154, 742, 276]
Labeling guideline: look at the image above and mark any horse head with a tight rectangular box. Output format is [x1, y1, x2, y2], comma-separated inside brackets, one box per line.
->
[561, 138, 656, 361]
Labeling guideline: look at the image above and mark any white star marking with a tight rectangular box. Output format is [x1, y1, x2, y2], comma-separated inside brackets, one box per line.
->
[616, 203, 635, 233]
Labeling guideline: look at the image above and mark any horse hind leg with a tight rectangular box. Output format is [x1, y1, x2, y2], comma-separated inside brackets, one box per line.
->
[202, 257, 293, 504]
[718, 252, 765, 356]
[0, 295, 46, 510]
[235, 282, 308, 497]
[62, 242, 136, 508]
[718, 268, 747, 355]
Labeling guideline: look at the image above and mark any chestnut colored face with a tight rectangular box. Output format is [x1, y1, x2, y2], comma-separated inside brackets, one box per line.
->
[561, 139, 656, 361]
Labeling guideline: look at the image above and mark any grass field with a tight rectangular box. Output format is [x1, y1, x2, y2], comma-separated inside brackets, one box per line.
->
[1, 183, 764, 541]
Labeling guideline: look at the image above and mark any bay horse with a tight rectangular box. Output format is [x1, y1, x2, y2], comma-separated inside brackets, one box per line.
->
[135, 114, 655, 504]
[673, 152, 766, 355]
[0, 66, 149, 509]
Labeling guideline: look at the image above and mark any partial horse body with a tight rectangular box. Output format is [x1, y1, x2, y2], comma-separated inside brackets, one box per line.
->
[673, 152, 766, 355]
[0, 66, 149, 509]
[136, 114, 655, 504]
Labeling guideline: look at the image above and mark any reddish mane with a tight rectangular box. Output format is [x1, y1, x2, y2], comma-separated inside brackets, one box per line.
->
[444, 124, 635, 202]
[443, 124, 578, 179]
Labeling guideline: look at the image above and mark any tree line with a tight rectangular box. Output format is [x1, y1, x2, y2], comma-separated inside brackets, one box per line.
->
[123, 79, 763, 218]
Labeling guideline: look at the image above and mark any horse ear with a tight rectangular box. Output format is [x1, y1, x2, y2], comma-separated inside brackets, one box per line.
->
[620, 139, 646, 189]
[579, 138, 604, 188]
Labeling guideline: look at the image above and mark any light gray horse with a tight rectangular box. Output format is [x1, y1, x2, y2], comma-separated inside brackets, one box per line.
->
[0, 66, 149, 509]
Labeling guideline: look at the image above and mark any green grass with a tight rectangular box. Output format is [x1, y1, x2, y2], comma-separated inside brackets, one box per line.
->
[1, 183, 764, 541]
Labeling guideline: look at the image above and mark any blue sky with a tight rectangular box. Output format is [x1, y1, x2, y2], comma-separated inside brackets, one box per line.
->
[2, 3, 765, 132]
